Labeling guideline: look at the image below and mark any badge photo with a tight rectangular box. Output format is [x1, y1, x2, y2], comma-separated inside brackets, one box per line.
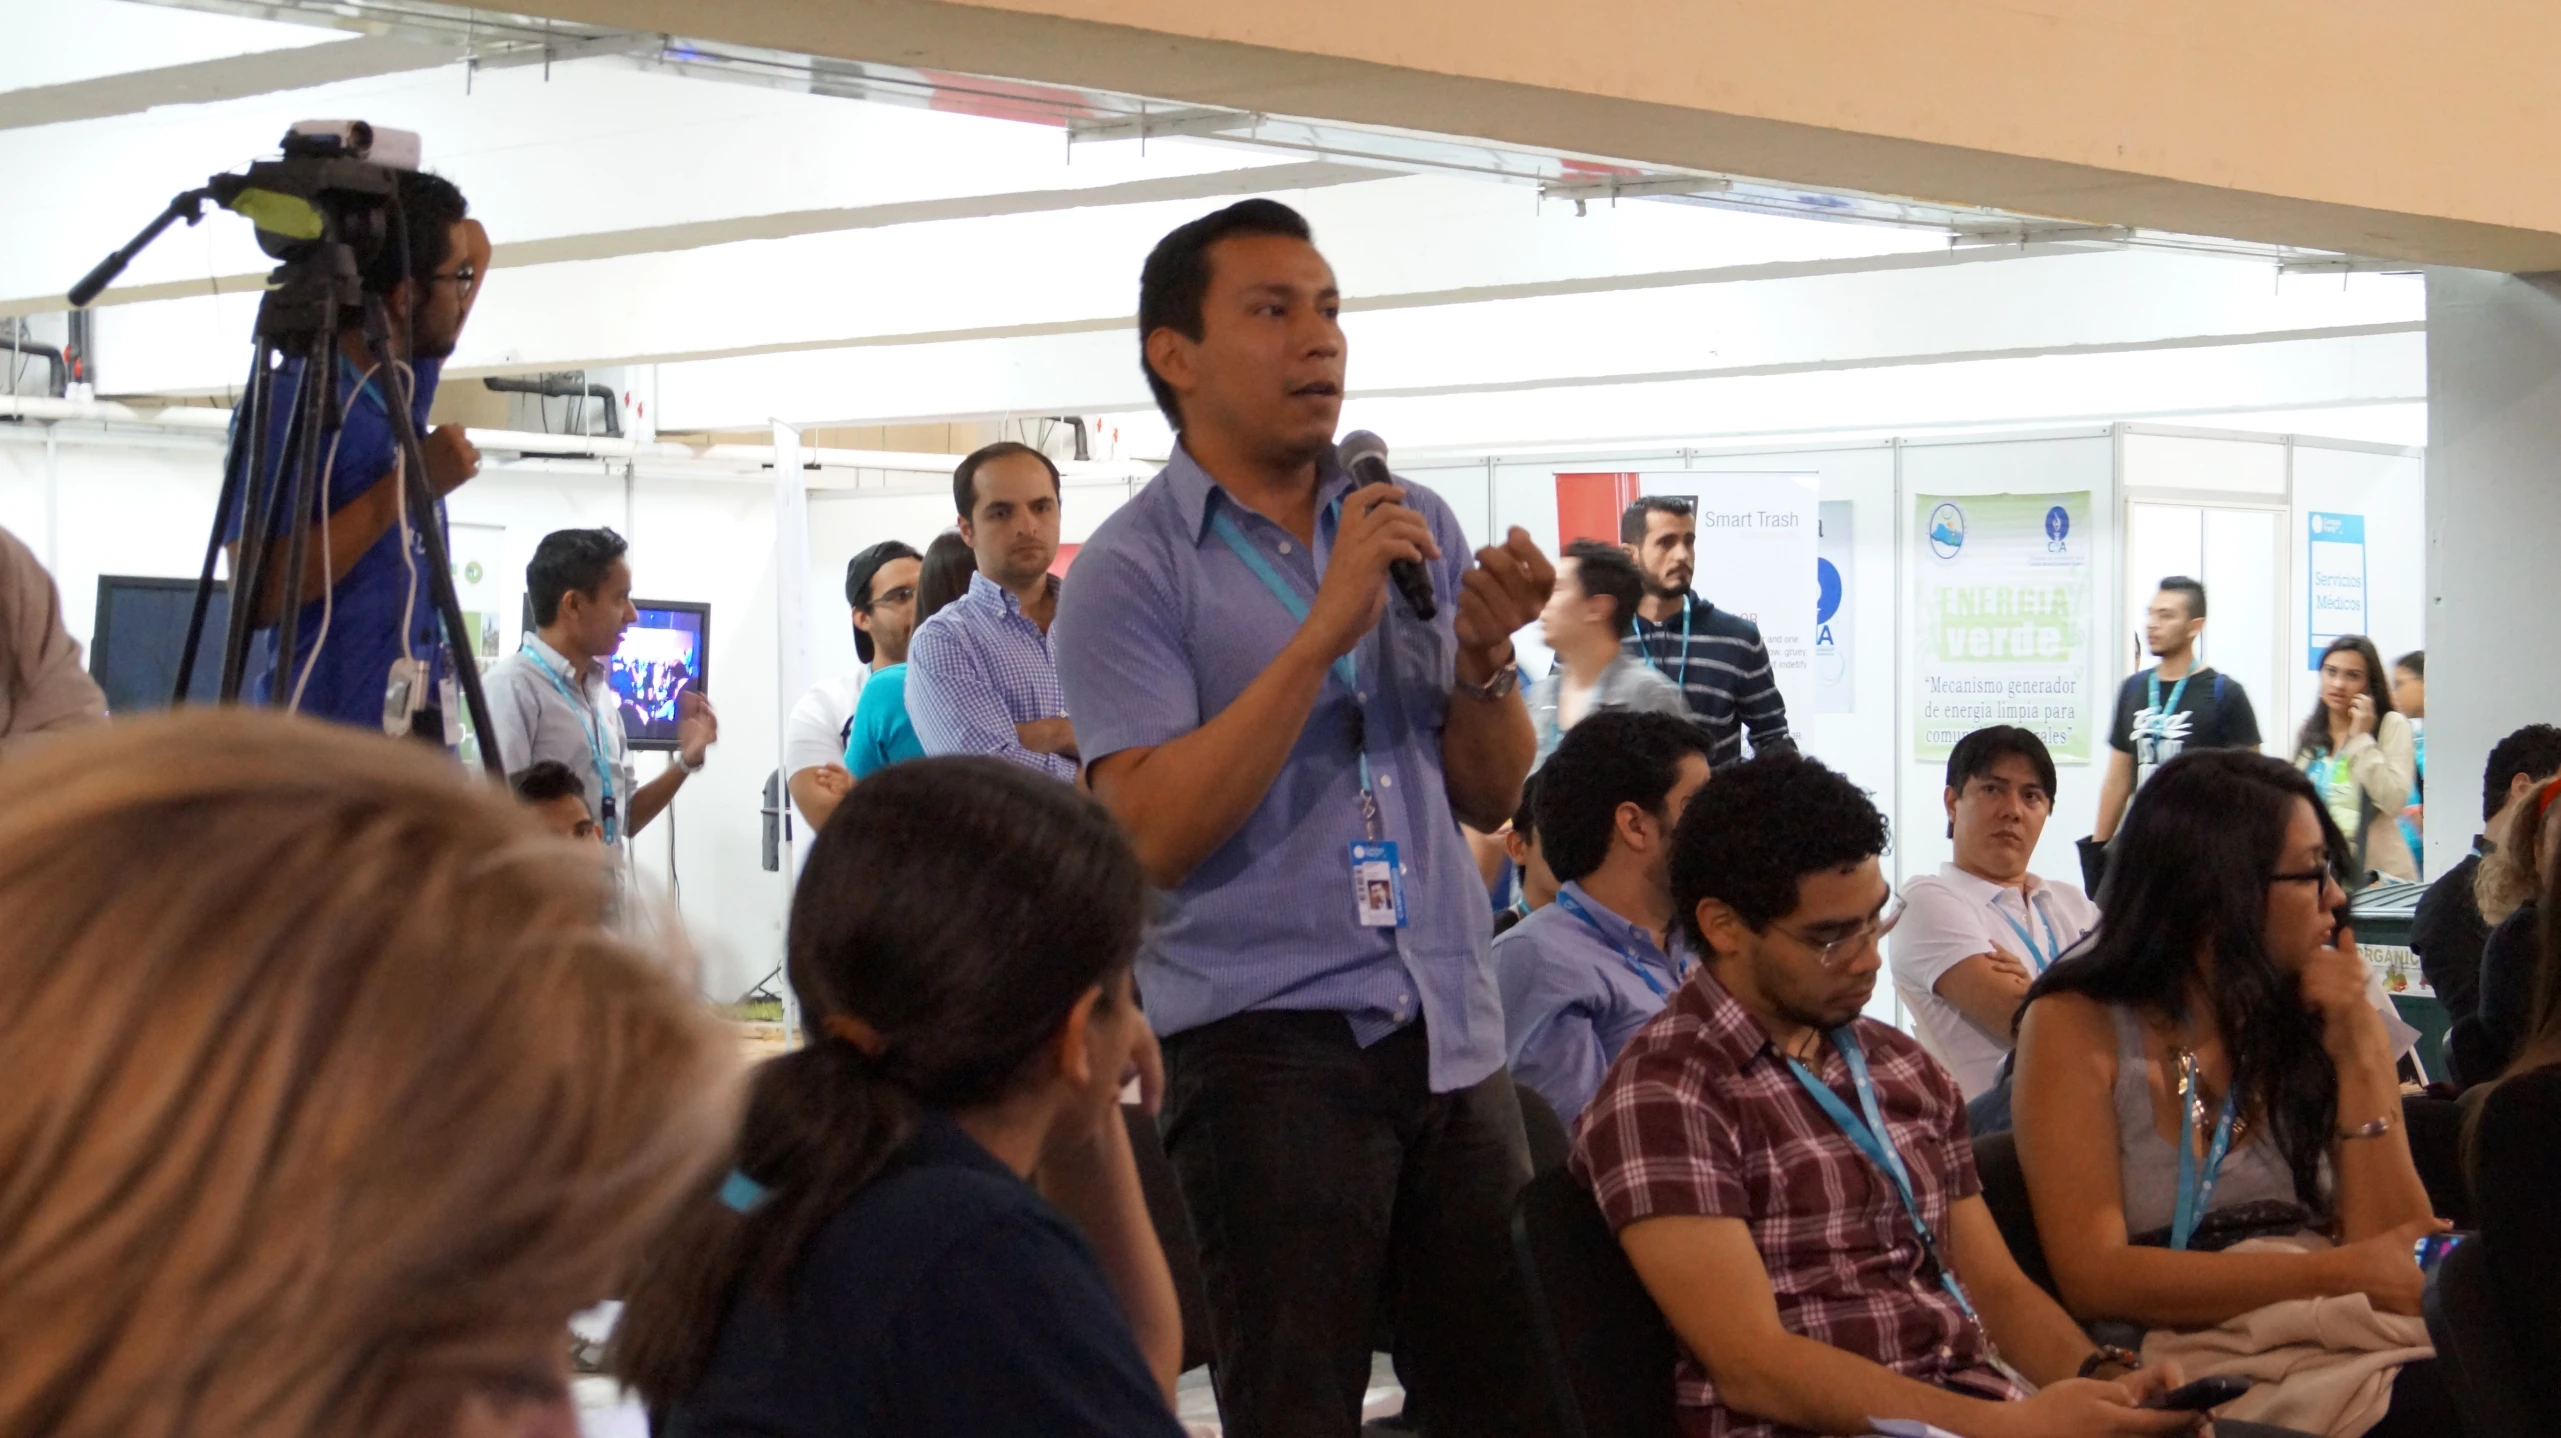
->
[1349, 840, 1406, 928]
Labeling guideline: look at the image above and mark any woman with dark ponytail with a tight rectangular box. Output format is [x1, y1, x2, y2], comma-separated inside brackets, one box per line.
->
[2011, 750, 2452, 1435]
[614, 756, 1184, 1435]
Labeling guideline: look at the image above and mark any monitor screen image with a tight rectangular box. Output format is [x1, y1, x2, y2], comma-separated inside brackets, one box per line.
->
[608, 601, 709, 750]
[91, 575, 230, 713]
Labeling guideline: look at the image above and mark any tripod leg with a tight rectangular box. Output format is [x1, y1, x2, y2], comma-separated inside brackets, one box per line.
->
[365, 314, 503, 775]
[268, 330, 330, 702]
[175, 343, 269, 705]
[220, 350, 304, 703]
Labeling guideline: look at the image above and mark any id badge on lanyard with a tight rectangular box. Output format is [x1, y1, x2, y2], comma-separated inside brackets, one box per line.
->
[1346, 710, 1405, 928]
[1208, 503, 1407, 929]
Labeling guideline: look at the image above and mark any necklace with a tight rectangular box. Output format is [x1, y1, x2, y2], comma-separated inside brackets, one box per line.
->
[2168, 1043, 2250, 1148]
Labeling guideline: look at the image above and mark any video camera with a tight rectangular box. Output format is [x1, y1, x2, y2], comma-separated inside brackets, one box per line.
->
[68, 122, 503, 772]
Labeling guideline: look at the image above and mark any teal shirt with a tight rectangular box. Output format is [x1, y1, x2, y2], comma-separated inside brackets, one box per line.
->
[845, 663, 926, 777]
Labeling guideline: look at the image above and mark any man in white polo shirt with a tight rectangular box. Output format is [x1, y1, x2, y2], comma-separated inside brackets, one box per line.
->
[483, 527, 716, 854]
[1890, 725, 2097, 1104]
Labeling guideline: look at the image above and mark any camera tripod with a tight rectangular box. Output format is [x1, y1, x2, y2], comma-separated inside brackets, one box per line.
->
[69, 127, 502, 774]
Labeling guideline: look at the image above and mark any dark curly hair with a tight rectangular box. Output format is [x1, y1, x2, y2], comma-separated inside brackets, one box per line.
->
[1670, 751, 1889, 949]
[1534, 710, 1712, 884]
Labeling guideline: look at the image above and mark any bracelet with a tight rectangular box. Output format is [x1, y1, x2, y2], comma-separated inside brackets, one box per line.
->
[2336, 1114, 2393, 1141]
[2078, 1345, 2143, 1380]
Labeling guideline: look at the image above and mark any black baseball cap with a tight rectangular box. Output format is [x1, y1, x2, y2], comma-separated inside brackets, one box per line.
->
[845, 540, 922, 663]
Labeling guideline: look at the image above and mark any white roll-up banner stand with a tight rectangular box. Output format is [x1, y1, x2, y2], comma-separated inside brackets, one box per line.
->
[1637, 473, 1821, 723]
[771, 420, 811, 1040]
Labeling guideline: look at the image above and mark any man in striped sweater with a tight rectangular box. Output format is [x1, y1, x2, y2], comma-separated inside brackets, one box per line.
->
[1620, 495, 1794, 768]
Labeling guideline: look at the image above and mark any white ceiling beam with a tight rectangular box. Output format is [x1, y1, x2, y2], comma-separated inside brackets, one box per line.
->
[0, 56, 1336, 307]
[1327, 332, 2426, 455]
[85, 194, 2415, 409]
[644, 314, 2420, 433]
[8, 158, 1390, 316]
[83, 171, 1958, 393]
[0, 33, 459, 130]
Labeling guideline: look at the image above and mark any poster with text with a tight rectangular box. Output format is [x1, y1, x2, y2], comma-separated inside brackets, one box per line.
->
[1816, 500, 1853, 713]
[2306, 511, 2367, 669]
[1912, 491, 2094, 763]
[446, 521, 508, 676]
[1638, 473, 1819, 720]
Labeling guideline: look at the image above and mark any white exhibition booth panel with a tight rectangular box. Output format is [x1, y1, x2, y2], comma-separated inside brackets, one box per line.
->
[0, 421, 2422, 1017]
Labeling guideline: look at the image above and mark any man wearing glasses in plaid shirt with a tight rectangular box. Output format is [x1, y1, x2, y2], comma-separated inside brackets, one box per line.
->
[1574, 753, 2209, 1438]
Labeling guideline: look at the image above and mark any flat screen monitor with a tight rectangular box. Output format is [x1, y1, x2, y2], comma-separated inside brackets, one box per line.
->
[91, 575, 229, 713]
[608, 600, 709, 751]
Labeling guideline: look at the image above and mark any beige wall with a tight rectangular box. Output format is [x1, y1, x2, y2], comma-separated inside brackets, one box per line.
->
[508, 0, 2561, 269]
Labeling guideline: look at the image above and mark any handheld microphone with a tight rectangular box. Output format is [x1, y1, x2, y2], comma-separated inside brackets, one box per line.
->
[1336, 430, 1437, 620]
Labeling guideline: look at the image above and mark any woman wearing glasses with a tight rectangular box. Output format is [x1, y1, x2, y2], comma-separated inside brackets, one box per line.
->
[2011, 749, 2452, 1436]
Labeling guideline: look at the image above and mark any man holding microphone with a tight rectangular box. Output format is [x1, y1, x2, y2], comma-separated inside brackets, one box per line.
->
[1054, 199, 1552, 1437]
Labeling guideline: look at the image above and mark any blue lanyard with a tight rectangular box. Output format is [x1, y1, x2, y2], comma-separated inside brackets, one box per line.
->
[336, 351, 387, 419]
[2146, 666, 2193, 737]
[1642, 596, 1693, 690]
[2171, 1060, 2239, 1252]
[522, 643, 619, 844]
[1208, 506, 1355, 690]
[1785, 1028, 1980, 1323]
[1555, 890, 1677, 998]
[1207, 501, 1380, 839]
[1992, 892, 2063, 973]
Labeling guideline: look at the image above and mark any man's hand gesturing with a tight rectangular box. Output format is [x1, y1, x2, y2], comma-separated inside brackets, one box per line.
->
[1455, 527, 1553, 684]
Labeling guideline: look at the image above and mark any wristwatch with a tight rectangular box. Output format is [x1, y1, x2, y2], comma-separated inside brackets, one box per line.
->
[675, 751, 707, 775]
[1456, 652, 1521, 702]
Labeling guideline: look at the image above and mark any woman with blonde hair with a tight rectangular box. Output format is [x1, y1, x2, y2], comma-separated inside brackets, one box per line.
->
[0, 710, 736, 1438]
[2452, 774, 2561, 1084]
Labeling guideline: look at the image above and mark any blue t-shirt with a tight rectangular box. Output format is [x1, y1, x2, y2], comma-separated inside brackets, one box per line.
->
[223, 352, 448, 730]
[666, 1111, 1182, 1438]
[844, 662, 925, 777]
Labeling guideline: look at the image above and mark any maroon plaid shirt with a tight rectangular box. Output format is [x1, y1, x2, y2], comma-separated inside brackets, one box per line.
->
[1570, 970, 2026, 1438]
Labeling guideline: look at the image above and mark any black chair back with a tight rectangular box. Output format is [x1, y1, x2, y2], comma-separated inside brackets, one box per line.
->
[1123, 1105, 1216, 1375]
[1510, 1168, 1681, 1438]
[1968, 1130, 2059, 1302]
[1514, 1077, 1573, 1176]
[2398, 1094, 2473, 1227]
[2425, 1237, 2537, 1438]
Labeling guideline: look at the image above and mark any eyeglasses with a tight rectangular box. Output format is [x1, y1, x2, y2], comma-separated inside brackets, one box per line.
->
[860, 585, 917, 611]
[427, 264, 478, 290]
[2269, 866, 2341, 888]
[1772, 896, 1905, 969]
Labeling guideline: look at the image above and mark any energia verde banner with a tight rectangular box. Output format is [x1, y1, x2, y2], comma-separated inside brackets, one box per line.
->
[1912, 491, 2095, 764]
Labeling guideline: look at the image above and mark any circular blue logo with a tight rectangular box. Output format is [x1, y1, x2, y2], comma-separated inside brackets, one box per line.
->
[2045, 505, 2070, 545]
[1927, 502, 1967, 560]
[1815, 557, 1843, 625]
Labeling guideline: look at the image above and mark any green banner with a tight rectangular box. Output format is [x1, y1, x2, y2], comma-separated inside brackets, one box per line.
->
[1912, 492, 2094, 763]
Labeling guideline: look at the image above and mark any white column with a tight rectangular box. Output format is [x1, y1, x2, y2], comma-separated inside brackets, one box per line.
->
[771, 420, 813, 1041]
[2424, 269, 2561, 878]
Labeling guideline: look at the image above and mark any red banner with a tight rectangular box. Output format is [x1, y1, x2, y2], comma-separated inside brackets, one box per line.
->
[1554, 472, 1642, 548]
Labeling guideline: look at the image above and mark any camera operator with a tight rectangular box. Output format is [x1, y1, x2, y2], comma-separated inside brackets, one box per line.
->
[222, 168, 490, 737]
